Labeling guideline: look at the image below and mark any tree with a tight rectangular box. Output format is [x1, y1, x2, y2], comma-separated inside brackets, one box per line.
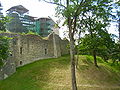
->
[40, 0, 92, 89]
[0, 16, 9, 31]
[77, 0, 113, 67]
[115, 1, 120, 41]
[115, 1, 120, 61]
[110, 42, 120, 64]
[79, 32, 115, 63]
[0, 36, 10, 66]
[110, 1, 120, 61]
[0, 15, 10, 66]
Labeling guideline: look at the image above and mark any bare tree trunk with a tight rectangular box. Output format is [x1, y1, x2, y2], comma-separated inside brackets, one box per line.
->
[76, 31, 81, 69]
[88, 17, 98, 67]
[69, 34, 77, 90]
[76, 53, 79, 69]
[118, 18, 120, 43]
[67, 0, 77, 89]
[93, 50, 98, 67]
[89, 31, 98, 67]
[118, 18, 120, 61]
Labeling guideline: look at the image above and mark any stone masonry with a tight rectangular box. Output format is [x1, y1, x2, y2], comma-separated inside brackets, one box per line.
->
[0, 32, 69, 80]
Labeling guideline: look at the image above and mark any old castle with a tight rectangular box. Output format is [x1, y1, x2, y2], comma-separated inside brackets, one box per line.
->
[0, 33, 69, 80]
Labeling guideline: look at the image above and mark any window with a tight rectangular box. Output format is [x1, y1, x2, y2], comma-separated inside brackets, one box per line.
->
[20, 47, 22, 54]
[45, 48, 47, 55]
[20, 61, 22, 65]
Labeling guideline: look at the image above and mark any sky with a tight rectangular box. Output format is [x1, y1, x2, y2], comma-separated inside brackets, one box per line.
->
[0, 0, 119, 39]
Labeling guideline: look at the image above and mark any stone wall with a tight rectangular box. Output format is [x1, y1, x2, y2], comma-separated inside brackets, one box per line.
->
[12, 34, 56, 67]
[0, 33, 69, 67]
[0, 57, 16, 80]
[60, 39, 69, 55]
[0, 32, 69, 80]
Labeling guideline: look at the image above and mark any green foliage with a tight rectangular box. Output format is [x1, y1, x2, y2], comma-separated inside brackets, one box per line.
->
[0, 36, 10, 66]
[0, 16, 10, 31]
[110, 43, 120, 60]
[75, 0, 115, 64]
[78, 32, 116, 61]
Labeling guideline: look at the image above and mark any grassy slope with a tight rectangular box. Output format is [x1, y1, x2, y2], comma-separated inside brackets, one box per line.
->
[76, 55, 120, 90]
[0, 55, 120, 90]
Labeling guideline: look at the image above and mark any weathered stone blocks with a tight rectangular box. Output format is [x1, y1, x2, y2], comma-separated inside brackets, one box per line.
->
[0, 32, 69, 80]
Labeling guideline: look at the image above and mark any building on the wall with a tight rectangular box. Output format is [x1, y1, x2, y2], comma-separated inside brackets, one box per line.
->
[6, 12, 27, 33]
[6, 5, 36, 33]
[20, 15, 36, 32]
[6, 5, 29, 15]
[6, 5, 60, 37]
[36, 17, 59, 37]
[48, 16, 59, 35]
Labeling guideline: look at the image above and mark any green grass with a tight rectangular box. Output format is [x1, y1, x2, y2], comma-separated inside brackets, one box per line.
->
[0, 55, 120, 90]
[76, 55, 120, 85]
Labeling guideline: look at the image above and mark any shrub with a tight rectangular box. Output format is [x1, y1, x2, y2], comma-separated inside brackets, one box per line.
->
[0, 36, 10, 66]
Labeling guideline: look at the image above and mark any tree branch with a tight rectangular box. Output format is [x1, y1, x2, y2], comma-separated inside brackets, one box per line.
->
[72, 16, 77, 34]
[71, 0, 86, 34]
[74, 0, 89, 17]
[41, 0, 66, 8]
[73, 0, 84, 17]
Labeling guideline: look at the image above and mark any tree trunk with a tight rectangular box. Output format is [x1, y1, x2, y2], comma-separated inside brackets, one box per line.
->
[67, 0, 77, 89]
[76, 54, 79, 69]
[70, 35, 77, 90]
[93, 50, 98, 67]
[118, 18, 120, 61]
[88, 17, 98, 67]
[76, 31, 81, 69]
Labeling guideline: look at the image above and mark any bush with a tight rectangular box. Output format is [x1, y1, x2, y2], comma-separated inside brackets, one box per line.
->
[0, 36, 10, 66]
[0, 16, 10, 31]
